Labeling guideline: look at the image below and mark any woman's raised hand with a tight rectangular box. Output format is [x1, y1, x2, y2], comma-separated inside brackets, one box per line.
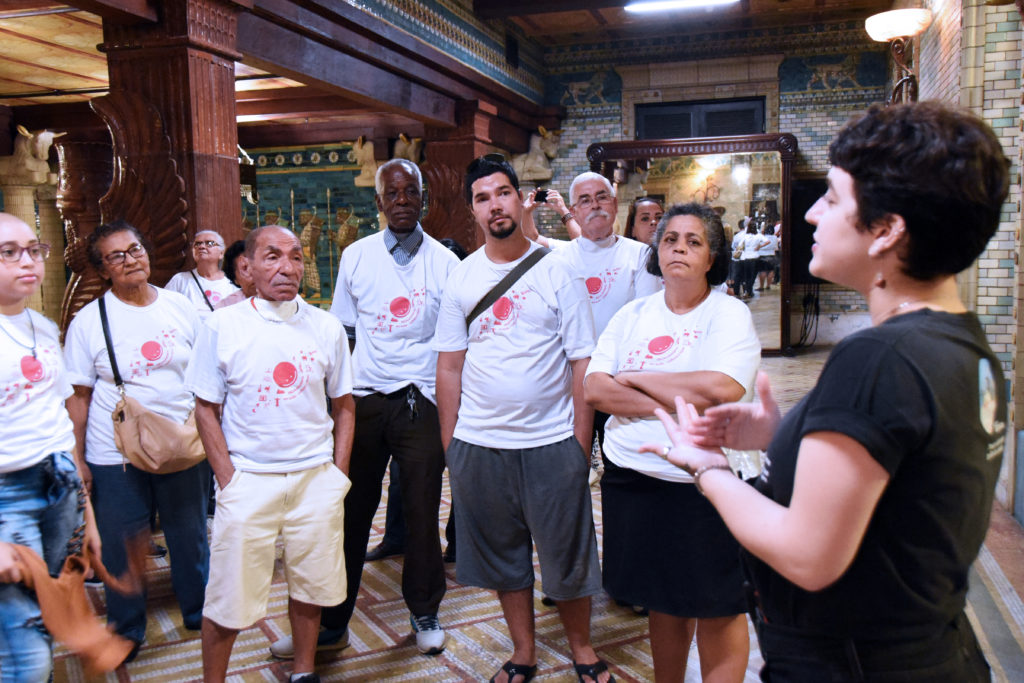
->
[640, 398, 728, 474]
[687, 372, 781, 451]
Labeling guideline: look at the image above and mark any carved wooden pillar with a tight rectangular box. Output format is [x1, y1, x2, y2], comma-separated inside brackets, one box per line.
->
[55, 137, 113, 334]
[99, 0, 247, 271]
[35, 184, 66, 318]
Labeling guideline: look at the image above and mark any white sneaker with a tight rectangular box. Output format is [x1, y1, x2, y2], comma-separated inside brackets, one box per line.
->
[410, 614, 446, 654]
[269, 628, 349, 659]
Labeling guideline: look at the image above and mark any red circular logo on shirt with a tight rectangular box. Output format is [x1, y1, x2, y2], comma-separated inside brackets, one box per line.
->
[20, 355, 43, 382]
[206, 290, 221, 304]
[585, 277, 603, 295]
[140, 341, 163, 361]
[273, 361, 298, 387]
[648, 335, 675, 355]
[492, 297, 513, 321]
[390, 296, 411, 317]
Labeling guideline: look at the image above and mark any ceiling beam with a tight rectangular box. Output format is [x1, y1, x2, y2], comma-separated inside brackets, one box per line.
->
[474, 0, 627, 19]
[238, 117, 425, 148]
[239, 13, 455, 128]
[63, 0, 158, 23]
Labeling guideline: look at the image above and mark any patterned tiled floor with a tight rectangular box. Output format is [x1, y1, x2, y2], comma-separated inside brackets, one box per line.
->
[54, 346, 1024, 681]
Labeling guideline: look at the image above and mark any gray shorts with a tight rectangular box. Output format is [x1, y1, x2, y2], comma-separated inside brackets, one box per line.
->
[446, 436, 601, 600]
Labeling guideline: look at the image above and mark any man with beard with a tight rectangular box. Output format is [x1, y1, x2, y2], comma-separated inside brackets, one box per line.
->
[267, 158, 456, 660]
[433, 156, 614, 683]
[554, 172, 661, 451]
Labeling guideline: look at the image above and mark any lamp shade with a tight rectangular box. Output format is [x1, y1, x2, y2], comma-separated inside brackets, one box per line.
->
[865, 8, 933, 42]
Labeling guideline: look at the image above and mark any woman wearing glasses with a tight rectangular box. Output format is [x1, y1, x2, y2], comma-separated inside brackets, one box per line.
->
[165, 230, 239, 316]
[65, 220, 210, 662]
[0, 212, 102, 682]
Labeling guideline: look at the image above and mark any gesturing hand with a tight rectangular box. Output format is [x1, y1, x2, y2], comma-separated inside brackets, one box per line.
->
[639, 398, 729, 474]
[687, 372, 781, 451]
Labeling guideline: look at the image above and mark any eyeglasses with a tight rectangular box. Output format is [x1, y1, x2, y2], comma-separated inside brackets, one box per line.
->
[574, 192, 615, 210]
[103, 243, 146, 266]
[193, 240, 220, 248]
[0, 242, 50, 263]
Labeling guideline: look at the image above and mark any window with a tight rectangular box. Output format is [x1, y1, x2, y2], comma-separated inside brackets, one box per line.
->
[636, 98, 765, 139]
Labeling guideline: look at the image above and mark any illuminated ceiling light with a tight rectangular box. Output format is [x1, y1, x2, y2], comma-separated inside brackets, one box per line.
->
[625, 0, 741, 13]
[865, 8, 933, 42]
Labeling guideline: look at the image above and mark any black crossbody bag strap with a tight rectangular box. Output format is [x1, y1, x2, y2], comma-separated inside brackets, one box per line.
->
[466, 246, 550, 327]
[189, 270, 214, 311]
[97, 297, 125, 390]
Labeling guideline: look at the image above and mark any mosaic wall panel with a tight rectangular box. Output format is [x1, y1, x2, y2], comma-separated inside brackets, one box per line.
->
[348, 0, 545, 102]
[243, 144, 379, 310]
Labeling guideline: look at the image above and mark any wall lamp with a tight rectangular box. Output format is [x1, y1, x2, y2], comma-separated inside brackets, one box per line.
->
[865, 8, 933, 103]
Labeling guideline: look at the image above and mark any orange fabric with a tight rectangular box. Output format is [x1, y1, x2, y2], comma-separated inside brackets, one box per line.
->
[10, 534, 147, 675]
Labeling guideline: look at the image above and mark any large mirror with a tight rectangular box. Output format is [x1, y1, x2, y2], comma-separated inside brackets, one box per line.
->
[587, 133, 797, 354]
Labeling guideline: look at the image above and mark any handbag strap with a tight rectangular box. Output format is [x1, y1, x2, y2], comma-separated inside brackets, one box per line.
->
[97, 297, 125, 391]
[466, 246, 550, 327]
[189, 270, 214, 311]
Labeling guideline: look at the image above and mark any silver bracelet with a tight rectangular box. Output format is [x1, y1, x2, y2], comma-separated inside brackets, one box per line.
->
[693, 463, 734, 496]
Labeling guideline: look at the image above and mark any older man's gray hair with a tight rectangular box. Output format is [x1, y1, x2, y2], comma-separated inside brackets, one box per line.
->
[569, 171, 616, 206]
[375, 158, 423, 195]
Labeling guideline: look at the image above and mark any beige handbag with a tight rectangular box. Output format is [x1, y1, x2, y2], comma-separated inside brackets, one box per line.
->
[99, 297, 206, 474]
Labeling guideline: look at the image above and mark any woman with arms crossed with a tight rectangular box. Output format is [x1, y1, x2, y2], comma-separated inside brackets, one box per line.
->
[0, 212, 100, 682]
[585, 203, 760, 682]
[652, 102, 1008, 681]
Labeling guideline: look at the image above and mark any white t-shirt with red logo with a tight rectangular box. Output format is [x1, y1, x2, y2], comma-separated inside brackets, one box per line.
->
[165, 269, 240, 316]
[65, 288, 199, 466]
[0, 310, 75, 473]
[329, 230, 458, 404]
[186, 297, 353, 473]
[433, 241, 596, 448]
[552, 235, 661, 336]
[586, 289, 760, 482]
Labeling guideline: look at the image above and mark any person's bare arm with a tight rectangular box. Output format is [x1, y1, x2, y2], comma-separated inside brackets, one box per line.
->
[649, 399, 889, 591]
[546, 191, 581, 240]
[619, 370, 744, 413]
[195, 397, 233, 489]
[331, 394, 356, 474]
[570, 358, 594, 458]
[584, 372, 668, 416]
[66, 386, 93, 491]
[436, 350, 466, 451]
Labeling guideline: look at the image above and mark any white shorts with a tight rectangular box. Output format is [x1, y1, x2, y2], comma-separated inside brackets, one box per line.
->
[203, 462, 350, 629]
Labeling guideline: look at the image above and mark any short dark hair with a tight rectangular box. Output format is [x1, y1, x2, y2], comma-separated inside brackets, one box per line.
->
[86, 219, 151, 271]
[625, 197, 664, 242]
[464, 155, 519, 204]
[223, 239, 246, 287]
[829, 102, 1010, 280]
[646, 202, 729, 286]
[438, 237, 469, 261]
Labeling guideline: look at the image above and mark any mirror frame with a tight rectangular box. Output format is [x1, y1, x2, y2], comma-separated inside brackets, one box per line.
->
[587, 133, 798, 355]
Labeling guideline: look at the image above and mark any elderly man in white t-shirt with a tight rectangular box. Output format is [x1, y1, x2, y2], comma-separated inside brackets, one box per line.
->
[287, 158, 455, 659]
[434, 156, 612, 683]
[554, 171, 661, 450]
[186, 226, 355, 683]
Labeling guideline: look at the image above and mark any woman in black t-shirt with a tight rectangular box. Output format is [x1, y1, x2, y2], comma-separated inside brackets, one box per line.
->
[645, 102, 1010, 682]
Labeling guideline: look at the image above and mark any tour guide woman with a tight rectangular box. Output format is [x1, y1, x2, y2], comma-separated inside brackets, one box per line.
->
[651, 102, 1009, 681]
[585, 202, 760, 682]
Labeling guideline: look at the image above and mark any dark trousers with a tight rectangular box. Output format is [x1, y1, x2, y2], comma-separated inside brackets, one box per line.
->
[381, 459, 456, 552]
[754, 611, 990, 682]
[322, 386, 446, 630]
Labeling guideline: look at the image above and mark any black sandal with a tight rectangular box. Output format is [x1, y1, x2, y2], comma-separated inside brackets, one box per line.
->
[573, 659, 615, 683]
[489, 660, 537, 683]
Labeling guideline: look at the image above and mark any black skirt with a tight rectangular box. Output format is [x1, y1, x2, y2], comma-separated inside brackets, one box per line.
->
[600, 458, 747, 618]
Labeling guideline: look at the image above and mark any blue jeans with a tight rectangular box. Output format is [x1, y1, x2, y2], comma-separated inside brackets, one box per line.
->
[90, 461, 210, 642]
[0, 452, 84, 683]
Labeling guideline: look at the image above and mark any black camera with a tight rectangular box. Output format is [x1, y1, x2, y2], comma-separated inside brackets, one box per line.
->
[535, 189, 549, 203]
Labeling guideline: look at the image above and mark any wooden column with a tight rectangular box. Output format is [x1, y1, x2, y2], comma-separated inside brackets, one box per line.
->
[99, 0, 247, 266]
[35, 184, 66, 318]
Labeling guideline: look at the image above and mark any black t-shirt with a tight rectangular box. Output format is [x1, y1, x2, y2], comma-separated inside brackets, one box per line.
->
[747, 310, 1006, 640]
